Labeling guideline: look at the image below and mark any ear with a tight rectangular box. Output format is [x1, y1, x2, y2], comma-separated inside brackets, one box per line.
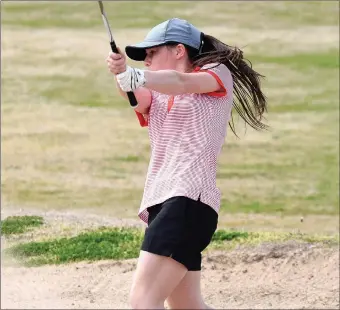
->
[175, 44, 186, 59]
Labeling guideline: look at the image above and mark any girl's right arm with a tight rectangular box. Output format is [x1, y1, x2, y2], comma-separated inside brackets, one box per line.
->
[106, 49, 151, 114]
[115, 81, 151, 114]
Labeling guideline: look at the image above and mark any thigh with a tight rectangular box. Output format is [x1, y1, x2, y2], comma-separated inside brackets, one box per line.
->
[166, 271, 206, 309]
[131, 250, 188, 305]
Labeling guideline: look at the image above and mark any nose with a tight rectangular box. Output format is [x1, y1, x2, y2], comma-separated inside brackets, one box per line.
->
[144, 56, 151, 67]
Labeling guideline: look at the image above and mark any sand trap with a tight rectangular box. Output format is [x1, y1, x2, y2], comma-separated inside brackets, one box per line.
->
[1, 241, 338, 309]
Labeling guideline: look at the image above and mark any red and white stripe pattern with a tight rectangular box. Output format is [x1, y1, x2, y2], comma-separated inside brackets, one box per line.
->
[135, 63, 233, 224]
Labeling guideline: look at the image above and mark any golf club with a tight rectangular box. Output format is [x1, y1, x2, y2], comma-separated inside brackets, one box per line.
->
[98, 1, 138, 107]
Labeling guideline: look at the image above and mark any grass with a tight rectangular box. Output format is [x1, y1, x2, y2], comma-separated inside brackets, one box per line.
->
[211, 230, 340, 251]
[4, 227, 144, 266]
[211, 230, 249, 242]
[3, 225, 338, 267]
[1, 1, 338, 29]
[1, 216, 44, 236]
[251, 49, 339, 70]
[1, 1, 339, 233]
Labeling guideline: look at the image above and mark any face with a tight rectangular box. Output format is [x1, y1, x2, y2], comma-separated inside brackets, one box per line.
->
[143, 44, 188, 71]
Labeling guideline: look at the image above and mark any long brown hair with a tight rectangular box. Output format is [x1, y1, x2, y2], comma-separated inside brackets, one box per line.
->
[168, 34, 268, 135]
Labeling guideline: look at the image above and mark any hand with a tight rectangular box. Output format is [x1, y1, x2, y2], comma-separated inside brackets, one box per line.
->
[116, 66, 146, 92]
[106, 47, 126, 75]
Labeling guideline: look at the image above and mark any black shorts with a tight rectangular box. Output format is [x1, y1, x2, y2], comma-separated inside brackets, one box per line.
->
[141, 196, 218, 271]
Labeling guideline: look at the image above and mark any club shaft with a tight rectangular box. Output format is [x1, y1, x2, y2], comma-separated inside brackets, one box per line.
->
[98, 1, 138, 108]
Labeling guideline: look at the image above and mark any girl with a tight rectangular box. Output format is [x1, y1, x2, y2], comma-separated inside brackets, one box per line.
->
[107, 18, 267, 310]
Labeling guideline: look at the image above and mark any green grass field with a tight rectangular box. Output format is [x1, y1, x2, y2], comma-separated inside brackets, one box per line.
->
[1, 1, 339, 236]
[2, 215, 337, 267]
[0, 215, 44, 236]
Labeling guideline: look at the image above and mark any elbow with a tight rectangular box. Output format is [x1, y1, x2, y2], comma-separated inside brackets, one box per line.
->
[157, 71, 186, 95]
[176, 72, 189, 95]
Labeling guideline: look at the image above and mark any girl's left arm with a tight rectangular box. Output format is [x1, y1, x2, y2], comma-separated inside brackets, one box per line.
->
[144, 70, 222, 95]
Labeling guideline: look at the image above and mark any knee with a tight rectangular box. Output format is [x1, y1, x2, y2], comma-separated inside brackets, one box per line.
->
[129, 288, 163, 309]
[167, 299, 212, 310]
[129, 292, 142, 309]
[129, 290, 143, 309]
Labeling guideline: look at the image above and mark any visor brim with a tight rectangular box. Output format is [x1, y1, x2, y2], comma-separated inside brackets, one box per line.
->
[125, 41, 167, 61]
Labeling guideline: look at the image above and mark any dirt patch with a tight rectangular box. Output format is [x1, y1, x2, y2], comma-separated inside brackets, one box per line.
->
[1, 241, 338, 309]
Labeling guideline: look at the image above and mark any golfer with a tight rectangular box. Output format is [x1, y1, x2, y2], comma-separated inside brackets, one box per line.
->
[107, 18, 267, 309]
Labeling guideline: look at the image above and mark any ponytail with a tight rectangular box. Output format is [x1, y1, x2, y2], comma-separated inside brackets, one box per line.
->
[187, 34, 268, 135]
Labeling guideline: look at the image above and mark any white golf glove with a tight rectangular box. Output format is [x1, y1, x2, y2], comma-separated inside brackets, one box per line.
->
[116, 66, 146, 92]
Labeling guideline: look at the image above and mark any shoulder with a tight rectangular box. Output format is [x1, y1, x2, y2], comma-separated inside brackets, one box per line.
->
[195, 63, 233, 99]
[200, 63, 232, 88]
[200, 63, 230, 76]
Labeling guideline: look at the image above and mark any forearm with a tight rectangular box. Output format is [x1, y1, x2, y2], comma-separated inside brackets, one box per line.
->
[116, 80, 128, 100]
[144, 70, 186, 95]
[116, 66, 221, 96]
[115, 79, 152, 114]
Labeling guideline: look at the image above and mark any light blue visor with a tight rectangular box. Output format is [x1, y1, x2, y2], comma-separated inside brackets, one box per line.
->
[125, 18, 203, 61]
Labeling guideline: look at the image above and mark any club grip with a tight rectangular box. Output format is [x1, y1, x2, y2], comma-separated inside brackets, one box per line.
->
[110, 41, 138, 108]
[110, 41, 119, 54]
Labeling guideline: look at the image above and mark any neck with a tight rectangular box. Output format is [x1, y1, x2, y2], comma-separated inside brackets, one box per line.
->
[175, 60, 193, 73]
